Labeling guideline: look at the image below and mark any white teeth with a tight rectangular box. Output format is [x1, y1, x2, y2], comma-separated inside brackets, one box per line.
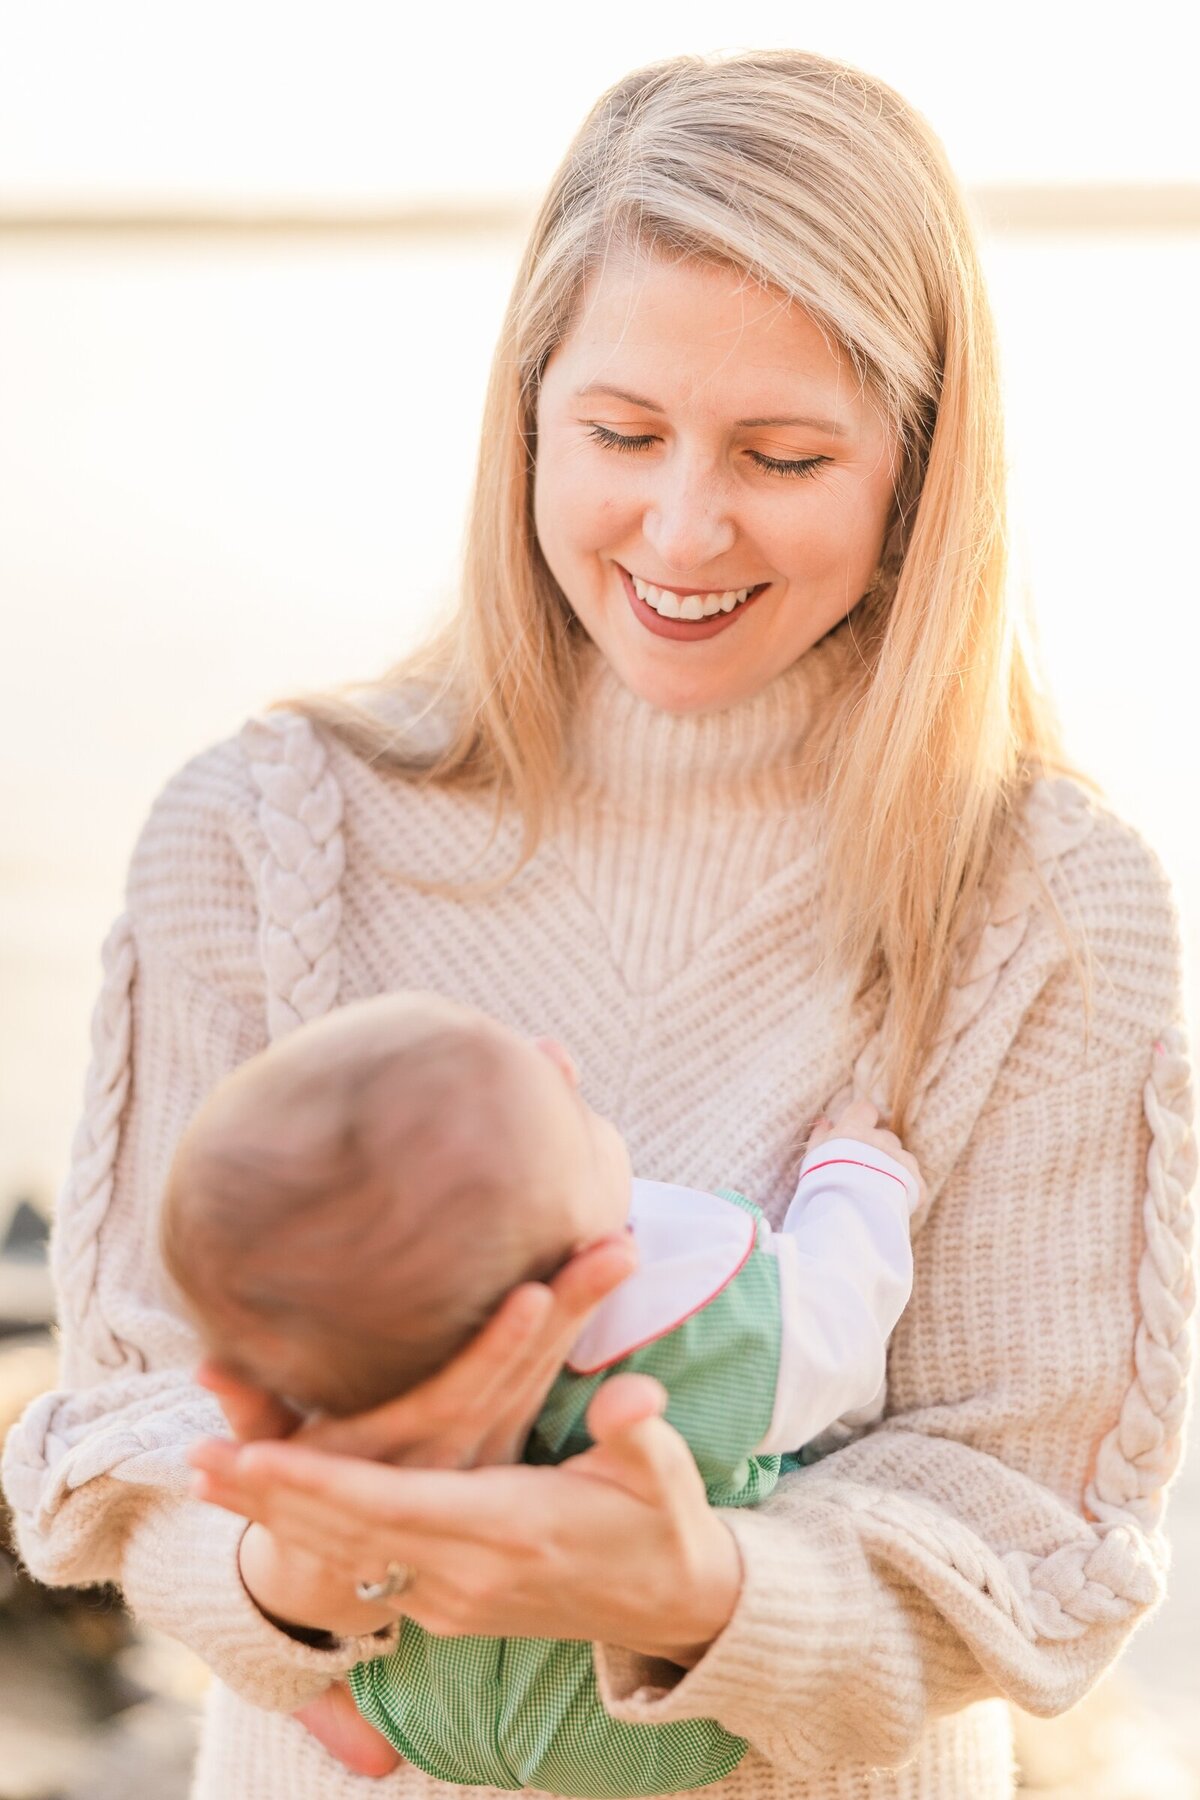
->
[630, 573, 756, 621]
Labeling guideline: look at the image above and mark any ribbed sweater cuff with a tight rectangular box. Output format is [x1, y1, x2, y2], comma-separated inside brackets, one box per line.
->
[121, 1496, 401, 1711]
[593, 1505, 870, 1743]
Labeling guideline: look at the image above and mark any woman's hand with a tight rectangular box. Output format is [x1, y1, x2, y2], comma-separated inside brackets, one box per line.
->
[195, 1233, 638, 1637]
[199, 1231, 639, 1469]
[192, 1374, 743, 1669]
[236, 1516, 401, 1639]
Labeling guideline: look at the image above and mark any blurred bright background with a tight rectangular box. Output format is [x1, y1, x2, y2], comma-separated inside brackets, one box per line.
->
[1, 1, 1198, 1793]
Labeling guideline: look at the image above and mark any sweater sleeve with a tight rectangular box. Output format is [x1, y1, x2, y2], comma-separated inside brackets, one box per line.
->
[592, 814, 1196, 1775]
[1, 731, 399, 1710]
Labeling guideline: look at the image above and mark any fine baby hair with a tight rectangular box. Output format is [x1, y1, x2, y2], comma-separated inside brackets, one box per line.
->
[161, 992, 611, 1416]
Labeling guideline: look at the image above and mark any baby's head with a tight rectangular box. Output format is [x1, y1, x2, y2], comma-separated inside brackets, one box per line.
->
[161, 993, 631, 1416]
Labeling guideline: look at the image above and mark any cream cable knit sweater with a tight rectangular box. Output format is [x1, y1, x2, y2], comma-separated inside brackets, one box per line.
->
[3, 635, 1196, 1800]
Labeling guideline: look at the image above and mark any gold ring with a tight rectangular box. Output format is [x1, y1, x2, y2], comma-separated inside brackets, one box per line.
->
[354, 1560, 413, 1603]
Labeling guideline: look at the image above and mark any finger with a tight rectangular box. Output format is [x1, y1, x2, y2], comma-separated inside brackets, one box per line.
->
[188, 1435, 243, 1478]
[189, 1434, 311, 1513]
[315, 1283, 556, 1460]
[578, 1392, 703, 1510]
[547, 1236, 638, 1316]
[196, 1473, 390, 1578]
[530, 1036, 579, 1087]
[584, 1373, 667, 1438]
[319, 1241, 638, 1466]
[415, 1280, 555, 1415]
[499, 1237, 638, 1400]
[196, 1360, 301, 1443]
[806, 1113, 834, 1148]
[189, 1443, 405, 1565]
[188, 1440, 295, 1530]
[229, 1441, 545, 1550]
[469, 1238, 640, 1460]
[832, 1099, 880, 1131]
[190, 1468, 273, 1525]
[188, 1439, 365, 1560]
[194, 1468, 379, 1570]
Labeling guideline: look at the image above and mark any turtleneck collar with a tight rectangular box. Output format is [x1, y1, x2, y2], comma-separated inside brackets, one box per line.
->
[564, 629, 850, 805]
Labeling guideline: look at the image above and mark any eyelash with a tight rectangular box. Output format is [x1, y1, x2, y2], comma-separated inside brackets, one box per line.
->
[585, 422, 829, 481]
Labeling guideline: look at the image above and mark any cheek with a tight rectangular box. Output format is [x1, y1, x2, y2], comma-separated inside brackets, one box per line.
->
[537, 445, 626, 556]
[777, 473, 891, 576]
[532, 458, 569, 568]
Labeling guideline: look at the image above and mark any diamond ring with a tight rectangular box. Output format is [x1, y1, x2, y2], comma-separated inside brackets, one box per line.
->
[354, 1560, 413, 1603]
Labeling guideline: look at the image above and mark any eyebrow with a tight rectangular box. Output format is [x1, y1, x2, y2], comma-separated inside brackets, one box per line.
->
[573, 382, 850, 438]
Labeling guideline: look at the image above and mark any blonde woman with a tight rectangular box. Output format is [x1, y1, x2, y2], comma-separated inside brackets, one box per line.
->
[4, 48, 1195, 1800]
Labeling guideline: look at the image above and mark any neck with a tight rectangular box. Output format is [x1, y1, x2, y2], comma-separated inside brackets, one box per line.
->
[553, 633, 850, 993]
[564, 632, 849, 807]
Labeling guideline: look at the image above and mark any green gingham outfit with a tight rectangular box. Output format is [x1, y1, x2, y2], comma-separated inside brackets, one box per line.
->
[347, 1138, 918, 1798]
[348, 1189, 782, 1796]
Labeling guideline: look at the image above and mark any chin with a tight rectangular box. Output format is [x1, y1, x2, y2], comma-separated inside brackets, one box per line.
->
[611, 651, 758, 717]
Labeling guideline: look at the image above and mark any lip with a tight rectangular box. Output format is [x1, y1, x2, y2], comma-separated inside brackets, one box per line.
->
[626, 569, 760, 599]
[617, 565, 770, 642]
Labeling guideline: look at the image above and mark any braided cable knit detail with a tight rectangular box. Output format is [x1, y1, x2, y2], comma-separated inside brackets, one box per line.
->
[241, 713, 346, 1041]
[8, 720, 349, 1552]
[3, 1375, 224, 1534]
[813, 783, 1196, 1640]
[1082, 1030, 1198, 1530]
[49, 914, 139, 1374]
[822, 1030, 1195, 1644]
[817, 1482, 1159, 1647]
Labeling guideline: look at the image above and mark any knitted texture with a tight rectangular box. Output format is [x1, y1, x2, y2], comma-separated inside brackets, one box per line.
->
[50, 914, 137, 1375]
[3, 637, 1195, 1799]
[242, 712, 345, 1038]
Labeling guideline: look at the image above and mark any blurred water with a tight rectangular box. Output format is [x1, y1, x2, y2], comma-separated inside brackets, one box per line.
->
[1, 227, 1197, 1712]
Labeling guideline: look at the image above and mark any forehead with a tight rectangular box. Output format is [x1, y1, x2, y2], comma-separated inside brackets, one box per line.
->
[548, 249, 865, 420]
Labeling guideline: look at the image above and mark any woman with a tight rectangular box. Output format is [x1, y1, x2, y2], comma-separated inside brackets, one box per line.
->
[4, 47, 1195, 1800]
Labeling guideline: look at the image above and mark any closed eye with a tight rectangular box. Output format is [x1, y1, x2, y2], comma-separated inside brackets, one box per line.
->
[585, 422, 829, 481]
[587, 423, 658, 453]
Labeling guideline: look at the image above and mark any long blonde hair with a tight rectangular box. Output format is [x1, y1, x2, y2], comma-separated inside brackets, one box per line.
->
[280, 49, 1080, 1129]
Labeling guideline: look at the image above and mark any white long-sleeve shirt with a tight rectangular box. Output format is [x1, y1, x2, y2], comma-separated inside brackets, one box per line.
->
[565, 1137, 919, 1457]
[756, 1138, 917, 1453]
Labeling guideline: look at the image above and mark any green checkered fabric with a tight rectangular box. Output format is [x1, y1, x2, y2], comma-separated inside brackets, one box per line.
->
[348, 1191, 784, 1795]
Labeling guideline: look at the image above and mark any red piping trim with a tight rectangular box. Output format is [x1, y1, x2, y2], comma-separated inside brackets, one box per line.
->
[566, 1214, 757, 1376]
[799, 1156, 910, 1194]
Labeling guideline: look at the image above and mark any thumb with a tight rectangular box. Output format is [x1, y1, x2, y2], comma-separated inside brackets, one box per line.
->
[579, 1375, 704, 1508]
[587, 1372, 668, 1439]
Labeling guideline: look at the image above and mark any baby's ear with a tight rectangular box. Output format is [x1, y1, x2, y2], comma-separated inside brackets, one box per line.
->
[531, 1035, 580, 1089]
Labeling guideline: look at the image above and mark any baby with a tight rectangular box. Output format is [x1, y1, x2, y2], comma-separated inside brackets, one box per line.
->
[164, 992, 919, 1795]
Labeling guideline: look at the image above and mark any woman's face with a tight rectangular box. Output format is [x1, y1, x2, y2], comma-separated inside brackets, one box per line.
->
[534, 250, 899, 713]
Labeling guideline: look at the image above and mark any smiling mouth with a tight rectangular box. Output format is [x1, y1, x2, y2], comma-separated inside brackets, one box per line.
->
[621, 567, 770, 621]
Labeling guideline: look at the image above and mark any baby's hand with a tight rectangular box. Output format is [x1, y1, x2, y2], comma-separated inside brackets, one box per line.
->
[806, 1098, 924, 1204]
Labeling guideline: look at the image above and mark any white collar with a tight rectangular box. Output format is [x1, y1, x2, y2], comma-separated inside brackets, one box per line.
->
[565, 1180, 757, 1375]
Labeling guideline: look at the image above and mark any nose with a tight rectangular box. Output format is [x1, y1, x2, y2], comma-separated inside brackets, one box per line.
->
[641, 454, 736, 576]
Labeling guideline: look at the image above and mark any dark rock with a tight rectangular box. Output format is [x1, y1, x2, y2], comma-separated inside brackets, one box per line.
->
[2, 1202, 51, 1262]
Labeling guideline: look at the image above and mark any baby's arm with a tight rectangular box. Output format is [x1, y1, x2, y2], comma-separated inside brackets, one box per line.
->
[755, 1102, 921, 1455]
